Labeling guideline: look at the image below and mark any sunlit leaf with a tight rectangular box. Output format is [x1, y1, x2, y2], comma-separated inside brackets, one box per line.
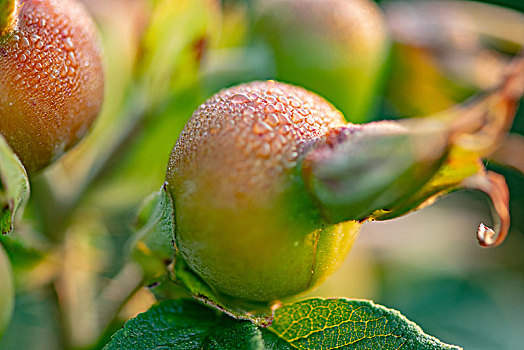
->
[271, 298, 462, 350]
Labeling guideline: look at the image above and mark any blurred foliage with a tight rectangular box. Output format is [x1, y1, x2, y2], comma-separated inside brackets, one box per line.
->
[0, 0, 523, 349]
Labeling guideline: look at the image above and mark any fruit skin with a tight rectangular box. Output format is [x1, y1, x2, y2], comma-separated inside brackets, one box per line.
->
[0, 244, 14, 337]
[0, 0, 104, 173]
[255, 0, 389, 123]
[166, 81, 361, 303]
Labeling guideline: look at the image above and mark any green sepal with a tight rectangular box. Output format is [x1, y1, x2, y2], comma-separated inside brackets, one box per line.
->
[173, 257, 276, 327]
[130, 185, 176, 280]
[302, 121, 449, 223]
[0, 134, 30, 235]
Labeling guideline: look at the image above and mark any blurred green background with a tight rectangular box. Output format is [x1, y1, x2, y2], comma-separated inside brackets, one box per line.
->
[0, 0, 523, 349]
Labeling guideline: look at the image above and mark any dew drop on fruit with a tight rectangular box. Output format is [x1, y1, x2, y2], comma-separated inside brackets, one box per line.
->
[266, 113, 280, 127]
[257, 142, 271, 158]
[21, 37, 30, 48]
[231, 93, 250, 104]
[63, 37, 74, 51]
[253, 120, 272, 135]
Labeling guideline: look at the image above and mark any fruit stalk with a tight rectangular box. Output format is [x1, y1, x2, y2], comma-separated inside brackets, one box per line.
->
[0, 0, 18, 36]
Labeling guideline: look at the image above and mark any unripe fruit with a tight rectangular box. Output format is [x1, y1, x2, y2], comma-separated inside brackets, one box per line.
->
[0, 244, 14, 337]
[0, 0, 104, 173]
[255, 0, 389, 122]
[166, 81, 361, 303]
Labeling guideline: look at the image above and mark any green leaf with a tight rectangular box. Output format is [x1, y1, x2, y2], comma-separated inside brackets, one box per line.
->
[130, 185, 176, 280]
[103, 299, 293, 350]
[270, 298, 462, 350]
[0, 134, 30, 234]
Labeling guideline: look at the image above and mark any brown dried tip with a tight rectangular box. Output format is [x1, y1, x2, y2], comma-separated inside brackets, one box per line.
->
[462, 172, 510, 247]
[0, 0, 104, 173]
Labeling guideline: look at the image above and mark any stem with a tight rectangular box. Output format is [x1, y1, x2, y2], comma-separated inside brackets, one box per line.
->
[97, 262, 143, 332]
[0, 0, 19, 36]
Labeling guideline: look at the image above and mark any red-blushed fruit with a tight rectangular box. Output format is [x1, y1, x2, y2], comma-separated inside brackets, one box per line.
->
[0, 0, 104, 173]
[166, 81, 361, 303]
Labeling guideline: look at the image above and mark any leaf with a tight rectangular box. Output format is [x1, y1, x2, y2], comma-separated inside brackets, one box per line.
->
[130, 185, 176, 280]
[0, 134, 30, 234]
[270, 298, 462, 350]
[103, 299, 293, 350]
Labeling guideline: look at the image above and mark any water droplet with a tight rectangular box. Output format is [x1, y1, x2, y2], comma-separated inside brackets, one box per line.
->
[63, 37, 74, 51]
[266, 96, 277, 104]
[21, 37, 30, 48]
[266, 113, 280, 127]
[36, 40, 44, 49]
[298, 108, 309, 116]
[279, 114, 292, 125]
[278, 96, 289, 105]
[290, 99, 301, 108]
[292, 111, 303, 122]
[275, 102, 285, 112]
[60, 65, 68, 78]
[231, 93, 250, 104]
[279, 125, 291, 135]
[243, 106, 256, 117]
[253, 120, 272, 135]
[306, 116, 315, 125]
[67, 52, 77, 66]
[19, 54, 26, 62]
[265, 103, 276, 113]
[257, 143, 271, 158]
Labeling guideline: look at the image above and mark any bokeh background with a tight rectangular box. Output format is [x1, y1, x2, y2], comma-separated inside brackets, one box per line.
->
[0, 0, 523, 349]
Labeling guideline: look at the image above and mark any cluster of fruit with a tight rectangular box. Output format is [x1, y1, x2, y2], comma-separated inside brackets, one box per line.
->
[0, 0, 521, 331]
